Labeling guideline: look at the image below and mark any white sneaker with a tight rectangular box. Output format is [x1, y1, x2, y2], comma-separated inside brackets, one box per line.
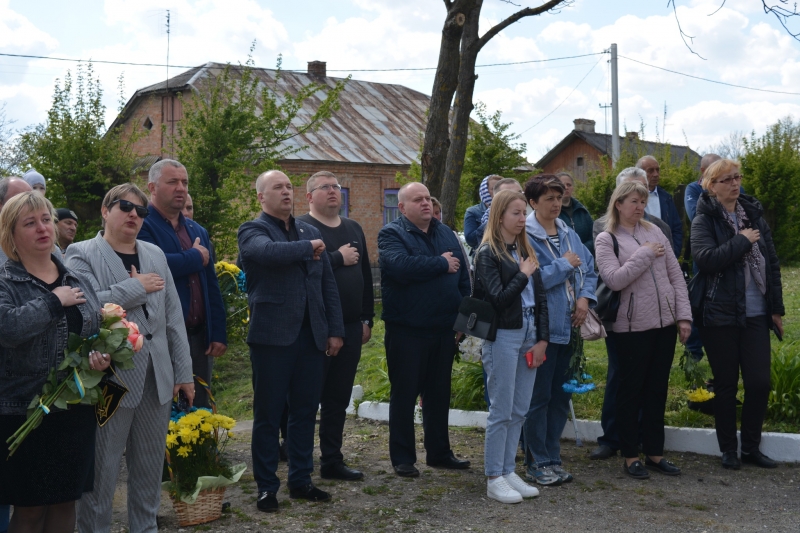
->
[504, 472, 540, 498]
[487, 476, 523, 504]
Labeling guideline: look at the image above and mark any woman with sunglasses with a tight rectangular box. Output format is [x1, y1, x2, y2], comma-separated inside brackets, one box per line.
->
[691, 159, 784, 471]
[65, 184, 194, 532]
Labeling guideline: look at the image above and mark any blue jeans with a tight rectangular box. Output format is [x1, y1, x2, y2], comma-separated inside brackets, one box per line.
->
[482, 309, 538, 477]
[0, 505, 8, 533]
[523, 342, 573, 469]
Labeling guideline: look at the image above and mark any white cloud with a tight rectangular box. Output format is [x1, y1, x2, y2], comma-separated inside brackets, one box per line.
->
[0, 0, 58, 53]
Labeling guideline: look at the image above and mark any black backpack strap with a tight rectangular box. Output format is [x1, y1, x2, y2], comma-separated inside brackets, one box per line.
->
[610, 232, 619, 258]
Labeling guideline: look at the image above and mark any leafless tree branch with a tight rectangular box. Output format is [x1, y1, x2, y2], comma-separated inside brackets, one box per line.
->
[762, 1, 800, 40]
[477, 0, 571, 51]
[707, 0, 726, 17]
[668, 0, 706, 60]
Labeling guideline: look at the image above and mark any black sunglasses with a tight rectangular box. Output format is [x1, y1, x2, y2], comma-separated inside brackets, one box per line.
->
[110, 199, 149, 218]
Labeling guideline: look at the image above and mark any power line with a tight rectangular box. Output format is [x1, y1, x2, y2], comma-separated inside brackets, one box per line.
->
[518, 56, 604, 135]
[0, 51, 604, 73]
[619, 54, 800, 96]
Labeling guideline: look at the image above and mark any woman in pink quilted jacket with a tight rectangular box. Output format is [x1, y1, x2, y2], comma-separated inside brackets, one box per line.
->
[595, 181, 692, 480]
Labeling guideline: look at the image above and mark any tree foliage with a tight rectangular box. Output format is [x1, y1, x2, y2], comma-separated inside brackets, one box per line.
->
[741, 117, 800, 262]
[0, 104, 23, 175]
[18, 63, 139, 238]
[174, 47, 348, 258]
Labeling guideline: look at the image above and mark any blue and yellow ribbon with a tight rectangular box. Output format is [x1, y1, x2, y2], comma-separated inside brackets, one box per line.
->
[73, 368, 85, 399]
[37, 399, 50, 415]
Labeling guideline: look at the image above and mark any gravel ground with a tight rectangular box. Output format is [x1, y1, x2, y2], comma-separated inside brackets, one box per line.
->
[107, 417, 800, 532]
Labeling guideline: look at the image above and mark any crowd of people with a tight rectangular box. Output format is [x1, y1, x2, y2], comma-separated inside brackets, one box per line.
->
[0, 151, 786, 531]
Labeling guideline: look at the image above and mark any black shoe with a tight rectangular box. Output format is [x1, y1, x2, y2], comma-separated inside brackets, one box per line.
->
[321, 461, 364, 481]
[645, 457, 681, 476]
[589, 445, 617, 460]
[289, 483, 332, 502]
[426, 452, 470, 470]
[257, 491, 279, 512]
[721, 451, 741, 470]
[623, 460, 650, 480]
[393, 463, 420, 477]
[741, 450, 778, 469]
[279, 440, 288, 462]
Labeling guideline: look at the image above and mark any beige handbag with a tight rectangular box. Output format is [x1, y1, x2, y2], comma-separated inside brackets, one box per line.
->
[580, 308, 607, 341]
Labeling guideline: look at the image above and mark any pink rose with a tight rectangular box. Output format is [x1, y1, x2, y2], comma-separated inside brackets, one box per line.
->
[108, 320, 127, 330]
[125, 320, 141, 336]
[129, 333, 144, 352]
[101, 303, 125, 319]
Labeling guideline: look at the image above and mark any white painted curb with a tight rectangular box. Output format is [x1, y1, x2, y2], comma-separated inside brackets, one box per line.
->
[355, 400, 800, 463]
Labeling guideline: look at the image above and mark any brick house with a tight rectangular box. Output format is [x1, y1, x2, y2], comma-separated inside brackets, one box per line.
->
[535, 118, 701, 182]
[112, 61, 430, 264]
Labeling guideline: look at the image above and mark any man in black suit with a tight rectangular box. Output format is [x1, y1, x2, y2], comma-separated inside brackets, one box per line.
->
[378, 182, 471, 478]
[297, 171, 374, 482]
[238, 170, 345, 512]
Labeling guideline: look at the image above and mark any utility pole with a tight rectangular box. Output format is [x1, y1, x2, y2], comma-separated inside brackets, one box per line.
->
[610, 43, 620, 165]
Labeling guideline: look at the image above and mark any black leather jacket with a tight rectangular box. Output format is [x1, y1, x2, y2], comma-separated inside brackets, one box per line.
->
[474, 242, 549, 340]
[691, 192, 784, 328]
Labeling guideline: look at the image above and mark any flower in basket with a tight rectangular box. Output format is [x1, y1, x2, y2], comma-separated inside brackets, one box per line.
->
[6, 303, 142, 457]
[562, 326, 597, 394]
[163, 407, 246, 505]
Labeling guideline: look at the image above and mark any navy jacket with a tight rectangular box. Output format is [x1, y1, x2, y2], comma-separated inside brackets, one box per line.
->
[138, 206, 227, 347]
[238, 212, 345, 351]
[379, 215, 471, 330]
[655, 185, 684, 257]
[463, 202, 487, 250]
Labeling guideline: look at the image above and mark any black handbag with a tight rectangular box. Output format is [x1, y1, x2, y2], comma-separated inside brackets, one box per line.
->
[453, 296, 497, 341]
[594, 233, 621, 322]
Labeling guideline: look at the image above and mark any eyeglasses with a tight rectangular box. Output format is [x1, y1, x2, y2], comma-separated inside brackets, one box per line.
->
[110, 199, 149, 218]
[309, 183, 342, 193]
[716, 174, 743, 185]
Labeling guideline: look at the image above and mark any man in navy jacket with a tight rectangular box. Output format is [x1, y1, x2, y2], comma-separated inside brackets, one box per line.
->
[637, 155, 684, 257]
[379, 182, 471, 478]
[239, 170, 345, 512]
[138, 159, 227, 408]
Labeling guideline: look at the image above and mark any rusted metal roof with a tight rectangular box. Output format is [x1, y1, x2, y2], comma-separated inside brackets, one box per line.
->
[116, 62, 430, 167]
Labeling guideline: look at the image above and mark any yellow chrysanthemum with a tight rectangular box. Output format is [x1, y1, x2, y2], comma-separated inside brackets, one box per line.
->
[176, 445, 192, 458]
[686, 387, 715, 403]
[166, 433, 179, 448]
[179, 427, 193, 441]
[168, 421, 177, 431]
[227, 431, 235, 438]
[191, 429, 200, 443]
[200, 422, 213, 433]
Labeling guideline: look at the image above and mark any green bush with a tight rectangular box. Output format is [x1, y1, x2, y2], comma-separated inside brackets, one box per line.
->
[768, 342, 800, 424]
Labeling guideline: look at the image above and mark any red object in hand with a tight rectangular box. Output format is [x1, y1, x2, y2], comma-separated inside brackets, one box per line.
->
[526, 350, 546, 368]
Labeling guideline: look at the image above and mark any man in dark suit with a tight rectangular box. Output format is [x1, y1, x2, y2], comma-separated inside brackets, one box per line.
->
[238, 170, 345, 512]
[636, 155, 683, 257]
[379, 182, 471, 478]
[297, 171, 374, 482]
[138, 159, 227, 408]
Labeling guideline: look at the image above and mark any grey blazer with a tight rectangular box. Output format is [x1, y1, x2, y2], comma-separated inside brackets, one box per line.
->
[65, 232, 193, 408]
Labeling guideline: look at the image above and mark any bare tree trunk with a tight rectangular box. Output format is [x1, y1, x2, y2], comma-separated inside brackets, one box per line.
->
[421, 0, 477, 198]
[440, 3, 481, 228]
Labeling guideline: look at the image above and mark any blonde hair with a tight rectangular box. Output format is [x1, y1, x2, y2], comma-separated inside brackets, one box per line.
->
[603, 181, 653, 233]
[702, 158, 741, 192]
[0, 191, 57, 262]
[480, 190, 538, 268]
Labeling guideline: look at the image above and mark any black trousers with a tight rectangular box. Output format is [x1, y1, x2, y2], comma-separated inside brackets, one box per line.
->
[385, 324, 456, 466]
[319, 321, 364, 466]
[615, 325, 677, 459]
[699, 316, 771, 454]
[187, 327, 212, 408]
[249, 324, 325, 493]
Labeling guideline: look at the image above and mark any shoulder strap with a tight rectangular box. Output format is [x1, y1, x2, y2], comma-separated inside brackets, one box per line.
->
[610, 233, 619, 258]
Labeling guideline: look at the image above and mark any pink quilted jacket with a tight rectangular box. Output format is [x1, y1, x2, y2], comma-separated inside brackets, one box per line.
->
[596, 222, 691, 334]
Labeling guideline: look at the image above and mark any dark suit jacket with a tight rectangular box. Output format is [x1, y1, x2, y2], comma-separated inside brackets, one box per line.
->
[238, 212, 345, 351]
[138, 206, 227, 347]
[656, 185, 684, 257]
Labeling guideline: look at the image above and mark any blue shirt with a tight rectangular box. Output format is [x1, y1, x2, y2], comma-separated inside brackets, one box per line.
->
[512, 250, 536, 309]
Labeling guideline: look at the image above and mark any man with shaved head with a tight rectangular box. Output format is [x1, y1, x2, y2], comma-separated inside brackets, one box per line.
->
[684, 153, 722, 223]
[239, 170, 345, 512]
[0, 176, 33, 265]
[636, 155, 683, 256]
[378, 182, 471, 478]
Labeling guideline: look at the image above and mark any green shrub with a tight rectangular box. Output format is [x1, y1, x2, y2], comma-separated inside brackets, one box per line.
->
[768, 342, 800, 424]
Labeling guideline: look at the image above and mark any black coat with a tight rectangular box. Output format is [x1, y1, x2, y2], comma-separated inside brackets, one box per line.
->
[474, 242, 549, 340]
[691, 192, 784, 328]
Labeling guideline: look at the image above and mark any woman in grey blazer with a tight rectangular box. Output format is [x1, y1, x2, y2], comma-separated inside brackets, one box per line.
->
[66, 183, 194, 533]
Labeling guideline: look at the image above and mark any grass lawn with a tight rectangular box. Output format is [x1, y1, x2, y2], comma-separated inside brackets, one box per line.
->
[215, 269, 800, 433]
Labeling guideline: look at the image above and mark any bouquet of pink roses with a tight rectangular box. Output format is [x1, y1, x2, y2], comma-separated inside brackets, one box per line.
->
[5, 303, 143, 457]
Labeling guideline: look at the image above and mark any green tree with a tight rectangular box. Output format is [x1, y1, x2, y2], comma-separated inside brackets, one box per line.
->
[741, 117, 800, 262]
[174, 48, 348, 258]
[456, 102, 531, 228]
[19, 63, 139, 238]
[0, 103, 23, 175]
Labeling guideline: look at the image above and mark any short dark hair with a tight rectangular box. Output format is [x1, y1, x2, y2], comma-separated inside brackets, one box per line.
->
[524, 174, 565, 204]
[492, 177, 522, 194]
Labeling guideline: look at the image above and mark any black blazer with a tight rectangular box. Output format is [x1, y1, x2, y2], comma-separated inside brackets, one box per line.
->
[474, 242, 549, 340]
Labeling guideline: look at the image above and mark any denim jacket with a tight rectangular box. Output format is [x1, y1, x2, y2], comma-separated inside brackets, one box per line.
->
[0, 257, 101, 415]
[526, 214, 598, 345]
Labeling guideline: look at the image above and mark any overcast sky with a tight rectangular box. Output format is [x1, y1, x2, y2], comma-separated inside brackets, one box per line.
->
[3, 0, 800, 162]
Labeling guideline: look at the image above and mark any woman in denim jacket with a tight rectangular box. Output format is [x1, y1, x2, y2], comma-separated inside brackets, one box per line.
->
[0, 192, 106, 533]
[474, 190, 549, 504]
[523, 175, 598, 486]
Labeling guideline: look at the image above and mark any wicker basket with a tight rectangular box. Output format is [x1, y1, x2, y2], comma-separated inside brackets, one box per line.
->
[172, 487, 226, 527]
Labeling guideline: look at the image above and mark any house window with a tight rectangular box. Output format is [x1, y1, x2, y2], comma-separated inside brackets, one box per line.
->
[339, 187, 349, 218]
[384, 189, 399, 225]
[577, 156, 584, 167]
[143, 117, 153, 130]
